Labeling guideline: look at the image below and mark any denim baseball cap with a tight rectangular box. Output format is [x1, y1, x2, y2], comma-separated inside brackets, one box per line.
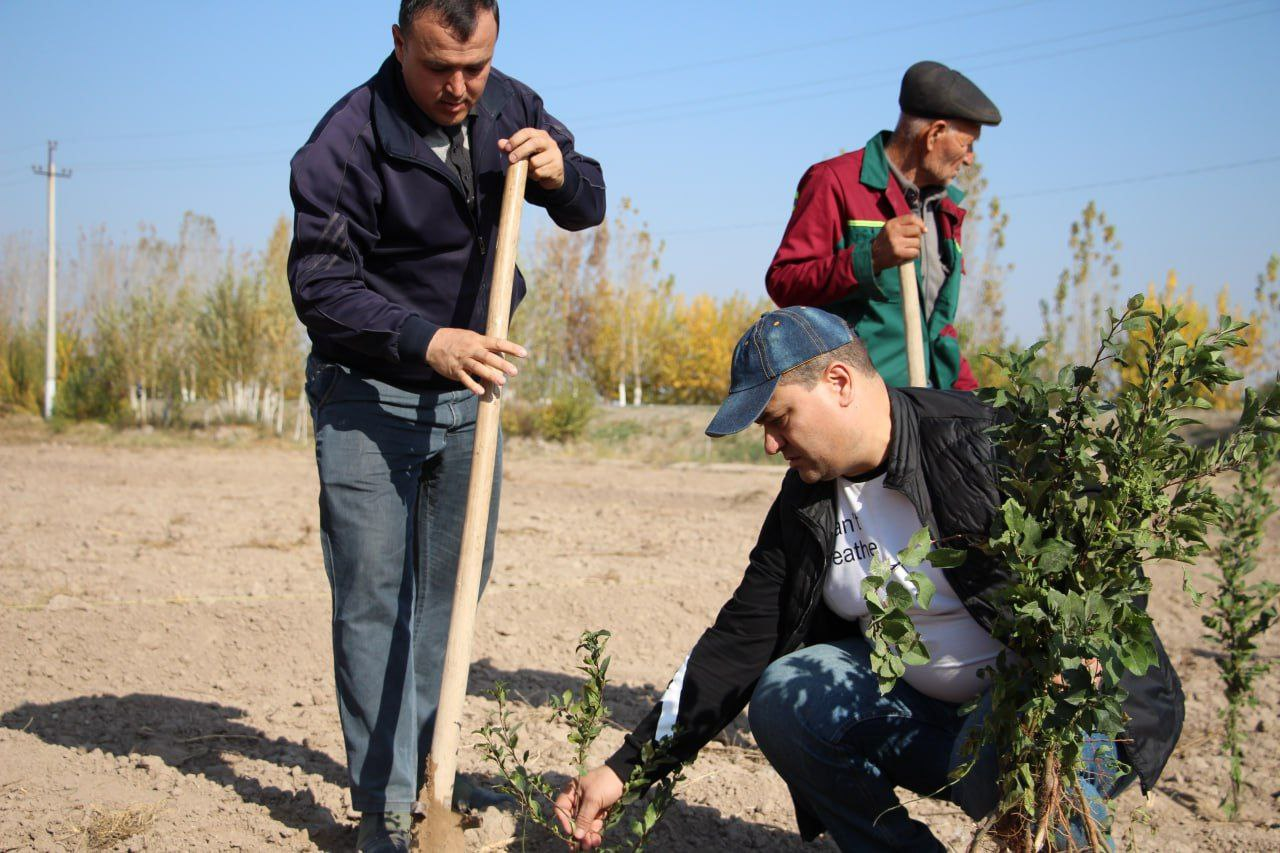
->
[706, 306, 854, 437]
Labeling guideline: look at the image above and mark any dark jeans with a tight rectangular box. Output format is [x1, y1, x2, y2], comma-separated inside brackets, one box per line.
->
[306, 355, 500, 813]
[748, 637, 1126, 852]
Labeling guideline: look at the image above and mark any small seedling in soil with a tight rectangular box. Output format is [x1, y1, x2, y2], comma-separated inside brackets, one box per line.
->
[1203, 436, 1280, 818]
[475, 629, 685, 851]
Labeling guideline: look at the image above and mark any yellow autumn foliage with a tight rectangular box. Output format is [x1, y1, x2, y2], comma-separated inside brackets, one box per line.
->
[1120, 271, 1262, 408]
[647, 292, 771, 404]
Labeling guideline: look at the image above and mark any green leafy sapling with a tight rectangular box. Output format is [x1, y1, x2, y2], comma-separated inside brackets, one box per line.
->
[475, 629, 686, 852]
[550, 628, 613, 778]
[860, 528, 940, 693]
[868, 296, 1280, 851]
[1202, 435, 1280, 818]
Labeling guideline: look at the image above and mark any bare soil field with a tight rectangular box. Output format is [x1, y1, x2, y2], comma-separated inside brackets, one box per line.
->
[0, 415, 1276, 851]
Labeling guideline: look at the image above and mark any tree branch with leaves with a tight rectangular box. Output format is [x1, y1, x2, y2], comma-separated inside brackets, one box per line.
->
[872, 295, 1280, 850]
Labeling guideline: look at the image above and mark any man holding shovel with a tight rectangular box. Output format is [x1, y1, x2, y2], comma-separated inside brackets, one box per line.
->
[765, 61, 1001, 391]
[287, 2, 605, 850]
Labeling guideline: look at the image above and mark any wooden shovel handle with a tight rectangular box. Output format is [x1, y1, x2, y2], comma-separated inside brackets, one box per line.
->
[899, 260, 927, 387]
[418, 159, 528, 834]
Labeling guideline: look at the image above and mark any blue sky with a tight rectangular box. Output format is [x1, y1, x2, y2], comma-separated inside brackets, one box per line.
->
[2, 0, 1278, 340]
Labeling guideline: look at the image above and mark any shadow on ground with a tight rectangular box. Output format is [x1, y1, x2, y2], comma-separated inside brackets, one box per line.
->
[469, 662, 800, 850]
[2, 662, 768, 851]
[470, 659, 755, 747]
[1, 694, 353, 851]
[470, 658, 662, 730]
[486, 797, 821, 853]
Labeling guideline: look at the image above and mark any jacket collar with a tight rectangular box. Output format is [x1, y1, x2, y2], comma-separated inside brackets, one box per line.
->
[861, 130, 966, 222]
[370, 53, 513, 188]
[793, 472, 833, 532]
[790, 386, 936, 537]
[883, 387, 937, 535]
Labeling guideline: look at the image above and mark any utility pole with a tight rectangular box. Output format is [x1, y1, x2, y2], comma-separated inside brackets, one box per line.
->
[32, 141, 72, 420]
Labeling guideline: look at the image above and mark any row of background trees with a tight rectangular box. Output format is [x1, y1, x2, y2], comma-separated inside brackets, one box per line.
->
[1, 166, 1276, 436]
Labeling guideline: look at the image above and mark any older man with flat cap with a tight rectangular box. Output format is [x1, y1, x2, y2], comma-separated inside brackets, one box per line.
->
[766, 61, 1001, 391]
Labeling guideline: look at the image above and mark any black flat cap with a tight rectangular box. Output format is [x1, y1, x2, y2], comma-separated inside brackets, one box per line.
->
[899, 60, 1001, 126]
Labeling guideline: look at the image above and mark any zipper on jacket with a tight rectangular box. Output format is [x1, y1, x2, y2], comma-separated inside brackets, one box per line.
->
[385, 148, 486, 257]
[784, 507, 835, 650]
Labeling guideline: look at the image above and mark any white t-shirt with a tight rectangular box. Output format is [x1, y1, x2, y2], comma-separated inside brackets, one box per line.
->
[822, 473, 1006, 703]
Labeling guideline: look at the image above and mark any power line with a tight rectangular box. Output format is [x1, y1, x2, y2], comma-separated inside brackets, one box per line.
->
[660, 220, 781, 238]
[550, 0, 1049, 91]
[0, 142, 43, 156]
[61, 119, 314, 146]
[73, 149, 295, 173]
[2, 121, 313, 156]
[2, 3, 1270, 181]
[577, 3, 1277, 132]
[0, 0, 1063, 153]
[1004, 154, 1280, 199]
[961, 5, 1277, 75]
[4, 2, 1266, 178]
[654, 154, 1280, 238]
[0, 2, 1040, 156]
[574, 0, 1264, 126]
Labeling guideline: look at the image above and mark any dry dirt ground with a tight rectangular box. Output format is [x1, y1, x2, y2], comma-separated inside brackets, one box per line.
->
[0, 422, 1276, 851]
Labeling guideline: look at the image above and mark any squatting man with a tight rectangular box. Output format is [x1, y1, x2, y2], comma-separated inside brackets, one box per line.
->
[556, 307, 1184, 852]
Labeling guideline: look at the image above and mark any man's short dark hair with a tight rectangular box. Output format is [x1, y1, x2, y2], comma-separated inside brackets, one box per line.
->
[779, 338, 876, 388]
[399, 0, 499, 39]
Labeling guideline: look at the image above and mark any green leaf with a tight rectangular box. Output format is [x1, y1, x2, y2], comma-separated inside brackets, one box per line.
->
[908, 572, 937, 610]
[1183, 568, 1205, 606]
[899, 527, 933, 568]
[927, 547, 967, 569]
[1036, 539, 1072, 575]
[885, 581, 915, 612]
[868, 552, 892, 580]
[881, 613, 913, 643]
[900, 639, 931, 666]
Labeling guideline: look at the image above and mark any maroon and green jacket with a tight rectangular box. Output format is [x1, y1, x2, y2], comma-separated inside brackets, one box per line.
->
[766, 131, 977, 391]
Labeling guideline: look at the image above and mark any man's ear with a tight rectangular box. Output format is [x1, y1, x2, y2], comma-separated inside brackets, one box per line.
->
[392, 24, 405, 62]
[925, 120, 949, 152]
[827, 362, 856, 407]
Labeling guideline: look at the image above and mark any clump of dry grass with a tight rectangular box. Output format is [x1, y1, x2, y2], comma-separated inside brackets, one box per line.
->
[60, 801, 166, 850]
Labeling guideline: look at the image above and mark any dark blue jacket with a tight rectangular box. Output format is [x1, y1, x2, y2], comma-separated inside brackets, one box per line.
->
[288, 54, 606, 390]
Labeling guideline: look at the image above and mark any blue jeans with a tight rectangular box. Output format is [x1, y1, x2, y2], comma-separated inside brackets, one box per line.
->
[306, 355, 501, 813]
[748, 637, 1126, 852]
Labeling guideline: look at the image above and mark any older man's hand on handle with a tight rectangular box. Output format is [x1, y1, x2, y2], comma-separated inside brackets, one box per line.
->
[869, 213, 931, 388]
[871, 213, 927, 274]
[553, 766, 625, 851]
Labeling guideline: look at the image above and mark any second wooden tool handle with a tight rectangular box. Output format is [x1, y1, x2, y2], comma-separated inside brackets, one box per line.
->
[899, 260, 927, 388]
